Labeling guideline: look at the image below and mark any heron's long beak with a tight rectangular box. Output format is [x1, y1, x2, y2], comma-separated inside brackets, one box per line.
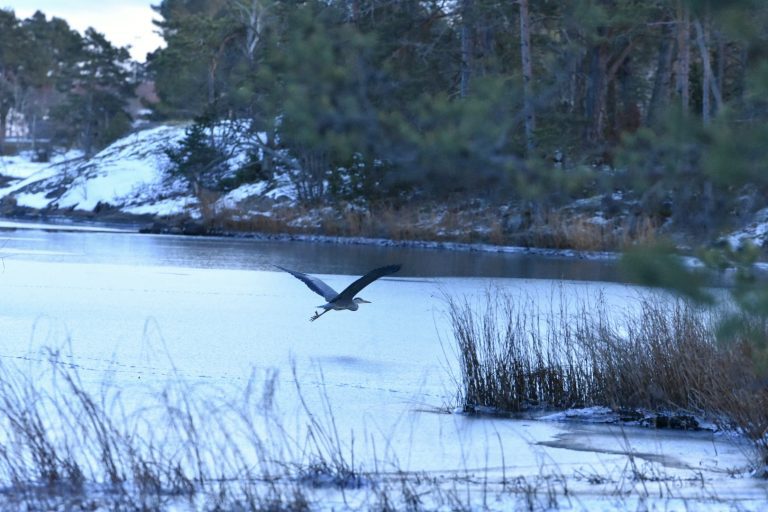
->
[359, 299, 371, 303]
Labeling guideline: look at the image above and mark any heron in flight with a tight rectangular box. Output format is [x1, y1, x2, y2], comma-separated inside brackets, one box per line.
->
[276, 264, 401, 321]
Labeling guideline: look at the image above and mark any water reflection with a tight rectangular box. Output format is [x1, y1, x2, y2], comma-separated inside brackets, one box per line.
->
[0, 227, 622, 282]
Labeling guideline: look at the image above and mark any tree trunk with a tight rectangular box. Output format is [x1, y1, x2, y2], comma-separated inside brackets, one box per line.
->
[208, 58, 218, 106]
[519, 0, 535, 154]
[0, 109, 6, 155]
[459, 0, 473, 98]
[0, 112, 8, 155]
[584, 37, 634, 144]
[716, 31, 725, 103]
[31, 112, 37, 154]
[296, 146, 327, 202]
[565, 44, 584, 115]
[349, 0, 361, 22]
[675, 1, 690, 113]
[647, 26, 674, 125]
[616, 57, 640, 135]
[83, 89, 94, 157]
[585, 46, 604, 143]
[233, 0, 267, 62]
[694, 18, 722, 123]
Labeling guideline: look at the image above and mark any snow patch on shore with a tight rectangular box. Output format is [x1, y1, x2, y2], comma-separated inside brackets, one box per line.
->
[0, 123, 290, 219]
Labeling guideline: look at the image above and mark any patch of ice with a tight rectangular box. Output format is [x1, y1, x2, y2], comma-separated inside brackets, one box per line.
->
[540, 406, 615, 423]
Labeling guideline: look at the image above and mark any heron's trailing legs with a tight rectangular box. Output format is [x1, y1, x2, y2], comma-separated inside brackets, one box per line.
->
[310, 309, 330, 322]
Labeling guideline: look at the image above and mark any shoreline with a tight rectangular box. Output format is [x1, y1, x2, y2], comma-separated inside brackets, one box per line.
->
[0, 210, 621, 261]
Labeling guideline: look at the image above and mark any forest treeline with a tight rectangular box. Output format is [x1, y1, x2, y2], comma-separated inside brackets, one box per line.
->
[0, 10, 134, 157]
[2, 1, 768, 233]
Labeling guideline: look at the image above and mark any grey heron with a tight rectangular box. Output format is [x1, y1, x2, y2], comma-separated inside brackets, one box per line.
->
[276, 264, 402, 321]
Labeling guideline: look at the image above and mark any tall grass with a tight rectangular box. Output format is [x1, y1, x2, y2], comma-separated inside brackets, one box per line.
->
[448, 291, 597, 412]
[448, 289, 768, 467]
[0, 339, 761, 508]
[0, 351, 340, 509]
[0, 350, 566, 510]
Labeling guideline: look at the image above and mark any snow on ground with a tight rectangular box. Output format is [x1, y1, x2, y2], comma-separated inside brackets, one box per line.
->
[3, 122, 768, 262]
[0, 123, 291, 219]
[50, 125, 187, 211]
[0, 150, 85, 202]
[0, 126, 188, 213]
[0, 153, 44, 180]
[57, 133, 176, 210]
[215, 171, 297, 213]
[0, 149, 83, 180]
[216, 181, 269, 210]
[14, 191, 53, 209]
[727, 206, 768, 249]
[122, 196, 198, 216]
[265, 172, 297, 200]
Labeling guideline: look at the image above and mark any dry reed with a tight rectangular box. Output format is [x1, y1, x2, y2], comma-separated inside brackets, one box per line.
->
[448, 288, 768, 466]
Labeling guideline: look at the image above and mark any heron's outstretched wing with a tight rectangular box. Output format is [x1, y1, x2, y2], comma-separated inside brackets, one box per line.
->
[335, 264, 402, 302]
[275, 265, 339, 302]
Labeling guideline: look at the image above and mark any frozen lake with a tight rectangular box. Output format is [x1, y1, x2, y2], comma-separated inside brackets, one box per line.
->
[0, 224, 765, 509]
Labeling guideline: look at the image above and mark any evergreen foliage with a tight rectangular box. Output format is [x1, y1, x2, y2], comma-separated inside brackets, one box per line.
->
[164, 116, 230, 193]
[2, 0, 768, 225]
[0, 9, 135, 156]
[142, 0, 768, 209]
[164, 116, 268, 193]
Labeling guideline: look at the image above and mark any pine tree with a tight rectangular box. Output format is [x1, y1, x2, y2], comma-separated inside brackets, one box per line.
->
[20, 12, 83, 154]
[51, 28, 135, 156]
[0, 9, 24, 152]
[148, 0, 248, 118]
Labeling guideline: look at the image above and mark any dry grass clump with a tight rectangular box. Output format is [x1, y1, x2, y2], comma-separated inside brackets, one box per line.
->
[188, 197, 660, 252]
[520, 211, 660, 252]
[449, 288, 768, 464]
[311, 202, 494, 242]
[448, 291, 598, 412]
[577, 299, 731, 410]
[199, 201, 529, 247]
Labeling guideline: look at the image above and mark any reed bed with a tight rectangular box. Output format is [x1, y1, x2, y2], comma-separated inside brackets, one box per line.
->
[0, 352, 363, 510]
[448, 288, 768, 467]
[0, 350, 586, 510]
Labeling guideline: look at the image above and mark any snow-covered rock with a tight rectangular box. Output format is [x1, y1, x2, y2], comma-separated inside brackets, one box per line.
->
[218, 182, 270, 210]
[0, 125, 187, 214]
[725, 207, 768, 250]
[0, 123, 293, 220]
